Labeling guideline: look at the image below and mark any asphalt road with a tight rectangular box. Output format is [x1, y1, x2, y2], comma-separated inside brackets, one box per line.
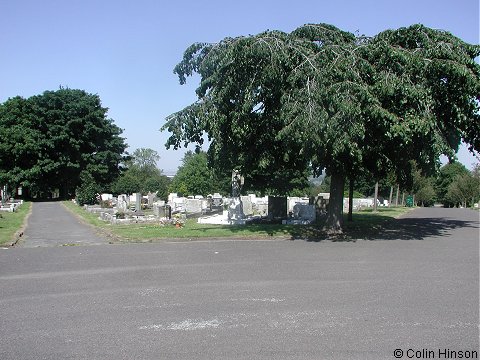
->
[0, 206, 478, 359]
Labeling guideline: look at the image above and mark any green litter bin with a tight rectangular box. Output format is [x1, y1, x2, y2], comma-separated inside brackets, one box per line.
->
[406, 195, 414, 207]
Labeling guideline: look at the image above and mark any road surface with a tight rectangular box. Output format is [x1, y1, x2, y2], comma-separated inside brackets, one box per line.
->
[0, 206, 478, 359]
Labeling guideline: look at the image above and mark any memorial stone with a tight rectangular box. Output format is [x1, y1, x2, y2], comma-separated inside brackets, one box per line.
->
[268, 196, 287, 219]
[185, 198, 203, 214]
[240, 196, 253, 216]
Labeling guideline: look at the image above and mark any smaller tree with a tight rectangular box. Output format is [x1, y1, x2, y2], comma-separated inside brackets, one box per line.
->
[412, 166, 436, 207]
[111, 148, 170, 196]
[75, 172, 101, 206]
[144, 175, 171, 200]
[446, 172, 479, 208]
[436, 162, 470, 207]
[111, 172, 141, 195]
[130, 148, 161, 178]
[169, 151, 229, 196]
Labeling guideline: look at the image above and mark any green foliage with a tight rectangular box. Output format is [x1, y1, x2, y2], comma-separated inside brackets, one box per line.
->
[163, 23, 480, 231]
[111, 148, 171, 197]
[111, 171, 141, 195]
[436, 162, 470, 206]
[129, 148, 161, 178]
[75, 172, 101, 206]
[445, 171, 480, 207]
[0, 88, 127, 198]
[145, 175, 171, 200]
[343, 190, 366, 198]
[169, 151, 229, 196]
[164, 30, 314, 194]
[411, 163, 436, 206]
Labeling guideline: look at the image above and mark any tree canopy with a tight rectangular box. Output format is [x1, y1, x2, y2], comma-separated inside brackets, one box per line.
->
[436, 162, 471, 207]
[111, 148, 171, 198]
[0, 88, 128, 198]
[162, 23, 480, 232]
[168, 151, 230, 196]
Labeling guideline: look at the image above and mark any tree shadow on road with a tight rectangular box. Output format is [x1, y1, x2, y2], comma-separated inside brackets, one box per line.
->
[296, 216, 479, 242]
[192, 213, 479, 242]
[365, 216, 479, 241]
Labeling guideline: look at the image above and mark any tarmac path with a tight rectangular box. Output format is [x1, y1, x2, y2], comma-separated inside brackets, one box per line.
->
[19, 201, 107, 247]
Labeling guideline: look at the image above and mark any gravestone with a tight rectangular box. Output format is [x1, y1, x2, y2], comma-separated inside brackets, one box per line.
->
[135, 193, 142, 211]
[240, 196, 253, 216]
[268, 196, 287, 219]
[315, 195, 329, 215]
[147, 192, 156, 207]
[171, 197, 186, 212]
[117, 194, 128, 212]
[254, 196, 268, 216]
[293, 203, 316, 222]
[168, 193, 178, 203]
[101, 193, 113, 201]
[185, 198, 203, 214]
[212, 193, 223, 208]
[288, 197, 309, 214]
[227, 198, 244, 221]
[201, 199, 209, 212]
[153, 201, 166, 217]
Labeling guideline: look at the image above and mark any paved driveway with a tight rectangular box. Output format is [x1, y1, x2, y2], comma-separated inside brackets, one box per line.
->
[20, 201, 107, 247]
[0, 207, 478, 359]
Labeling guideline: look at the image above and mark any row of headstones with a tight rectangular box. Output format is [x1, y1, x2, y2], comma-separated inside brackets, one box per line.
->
[150, 193, 317, 221]
[98, 192, 324, 222]
[0, 199, 24, 212]
[101, 193, 159, 212]
[225, 195, 318, 222]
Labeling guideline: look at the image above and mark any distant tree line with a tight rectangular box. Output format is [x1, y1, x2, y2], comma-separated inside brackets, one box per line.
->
[0, 89, 476, 208]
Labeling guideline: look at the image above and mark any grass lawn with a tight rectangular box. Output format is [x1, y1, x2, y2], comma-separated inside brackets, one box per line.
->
[63, 201, 414, 242]
[0, 202, 32, 246]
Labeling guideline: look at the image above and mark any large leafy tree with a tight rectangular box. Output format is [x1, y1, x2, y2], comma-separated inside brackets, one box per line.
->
[163, 24, 480, 232]
[163, 30, 312, 196]
[0, 88, 128, 198]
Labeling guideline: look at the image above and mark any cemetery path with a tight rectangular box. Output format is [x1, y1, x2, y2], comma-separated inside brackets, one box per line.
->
[19, 201, 108, 247]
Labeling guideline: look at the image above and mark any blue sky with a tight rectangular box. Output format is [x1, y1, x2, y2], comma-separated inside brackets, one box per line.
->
[1, 0, 479, 174]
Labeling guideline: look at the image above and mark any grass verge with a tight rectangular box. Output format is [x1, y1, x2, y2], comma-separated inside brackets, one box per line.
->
[0, 202, 32, 246]
[62, 201, 414, 242]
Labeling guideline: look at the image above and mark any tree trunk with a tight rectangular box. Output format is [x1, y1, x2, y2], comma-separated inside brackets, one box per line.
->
[324, 172, 345, 234]
[395, 184, 400, 207]
[348, 177, 354, 222]
[373, 182, 379, 212]
[388, 186, 393, 207]
[401, 192, 405, 206]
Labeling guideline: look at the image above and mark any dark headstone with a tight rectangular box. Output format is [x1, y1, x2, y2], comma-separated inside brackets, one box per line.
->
[268, 196, 287, 219]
